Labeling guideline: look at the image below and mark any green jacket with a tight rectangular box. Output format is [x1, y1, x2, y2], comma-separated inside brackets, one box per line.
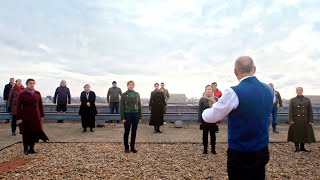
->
[287, 96, 316, 143]
[120, 90, 142, 120]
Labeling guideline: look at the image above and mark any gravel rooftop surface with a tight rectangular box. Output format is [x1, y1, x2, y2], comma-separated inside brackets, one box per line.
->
[0, 143, 319, 179]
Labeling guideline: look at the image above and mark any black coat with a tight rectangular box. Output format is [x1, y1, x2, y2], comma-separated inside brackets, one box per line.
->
[198, 97, 218, 131]
[54, 86, 71, 104]
[149, 90, 166, 126]
[79, 91, 97, 129]
[3, 83, 13, 101]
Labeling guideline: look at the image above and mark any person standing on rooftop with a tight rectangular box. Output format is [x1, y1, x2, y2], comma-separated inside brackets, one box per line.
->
[107, 81, 122, 123]
[202, 56, 275, 180]
[53, 80, 71, 123]
[3, 77, 15, 123]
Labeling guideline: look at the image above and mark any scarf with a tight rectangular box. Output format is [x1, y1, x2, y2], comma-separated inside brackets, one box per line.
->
[24, 88, 35, 95]
[203, 94, 216, 107]
[85, 90, 91, 100]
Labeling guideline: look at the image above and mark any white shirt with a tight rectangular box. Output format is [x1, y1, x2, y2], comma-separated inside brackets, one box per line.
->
[202, 76, 276, 123]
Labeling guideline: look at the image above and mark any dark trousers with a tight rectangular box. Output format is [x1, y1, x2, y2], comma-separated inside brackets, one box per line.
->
[5, 102, 9, 121]
[11, 115, 17, 133]
[227, 147, 269, 180]
[271, 106, 278, 130]
[202, 127, 216, 151]
[23, 134, 35, 149]
[110, 102, 119, 114]
[295, 143, 306, 149]
[123, 112, 139, 149]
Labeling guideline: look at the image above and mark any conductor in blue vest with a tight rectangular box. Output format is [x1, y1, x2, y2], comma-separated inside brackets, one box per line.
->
[202, 56, 275, 180]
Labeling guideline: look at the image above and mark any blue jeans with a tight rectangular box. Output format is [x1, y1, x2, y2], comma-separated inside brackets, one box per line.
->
[110, 102, 119, 114]
[123, 112, 139, 149]
[271, 106, 278, 130]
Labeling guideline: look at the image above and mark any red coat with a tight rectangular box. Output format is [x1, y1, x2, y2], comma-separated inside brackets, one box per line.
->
[213, 89, 222, 98]
[16, 89, 45, 134]
[8, 86, 24, 115]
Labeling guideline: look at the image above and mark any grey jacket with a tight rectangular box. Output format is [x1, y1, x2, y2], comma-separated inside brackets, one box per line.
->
[107, 87, 122, 103]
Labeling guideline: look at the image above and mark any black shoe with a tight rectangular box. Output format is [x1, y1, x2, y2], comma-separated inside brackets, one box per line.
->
[23, 148, 29, 155]
[211, 150, 217, 154]
[83, 129, 87, 132]
[12, 132, 16, 136]
[300, 148, 310, 152]
[203, 151, 208, 154]
[131, 148, 138, 153]
[29, 149, 36, 154]
[125, 149, 130, 153]
[90, 128, 94, 132]
[157, 130, 162, 133]
[154, 130, 158, 133]
[5, 120, 9, 123]
[273, 130, 279, 133]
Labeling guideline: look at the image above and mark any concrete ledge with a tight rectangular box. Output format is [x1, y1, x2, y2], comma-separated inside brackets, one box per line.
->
[1, 112, 319, 122]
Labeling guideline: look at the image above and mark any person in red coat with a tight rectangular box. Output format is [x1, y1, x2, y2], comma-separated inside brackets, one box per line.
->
[211, 82, 222, 98]
[8, 79, 24, 136]
[16, 79, 49, 155]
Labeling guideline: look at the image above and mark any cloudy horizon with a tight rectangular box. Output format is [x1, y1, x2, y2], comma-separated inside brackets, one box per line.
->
[0, 0, 320, 99]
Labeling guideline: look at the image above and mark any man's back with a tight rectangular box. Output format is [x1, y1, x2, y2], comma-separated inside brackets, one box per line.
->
[228, 76, 273, 152]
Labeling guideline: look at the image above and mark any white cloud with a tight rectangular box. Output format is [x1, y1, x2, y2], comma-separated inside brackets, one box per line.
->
[0, 0, 319, 99]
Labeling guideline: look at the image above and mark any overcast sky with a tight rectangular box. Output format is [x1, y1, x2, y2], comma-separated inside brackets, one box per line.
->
[0, 0, 319, 99]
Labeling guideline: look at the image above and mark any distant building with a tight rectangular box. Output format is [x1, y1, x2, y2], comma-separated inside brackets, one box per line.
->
[167, 94, 187, 105]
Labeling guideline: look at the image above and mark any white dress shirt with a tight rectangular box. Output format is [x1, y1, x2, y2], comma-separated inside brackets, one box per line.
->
[202, 76, 275, 123]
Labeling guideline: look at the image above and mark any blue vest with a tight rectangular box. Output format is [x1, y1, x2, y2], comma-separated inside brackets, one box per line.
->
[228, 76, 273, 152]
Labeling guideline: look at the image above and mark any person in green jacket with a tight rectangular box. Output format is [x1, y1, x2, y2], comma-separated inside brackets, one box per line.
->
[287, 87, 316, 152]
[120, 80, 142, 153]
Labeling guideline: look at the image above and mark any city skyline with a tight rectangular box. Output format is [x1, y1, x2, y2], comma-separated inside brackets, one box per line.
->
[0, 0, 320, 98]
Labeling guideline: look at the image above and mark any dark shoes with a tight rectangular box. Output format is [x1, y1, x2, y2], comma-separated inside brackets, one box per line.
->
[124, 148, 138, 153]
[273, 130, 279, 133]
[29, 149, 36, 154]
[5, 120, 9, 123]
[300, 148, 310, 152]
[57, 120, 64, 123]
[130, 148, 138, 153]
[211, 150, 217, 154]
[83, 128, 94, 132]
[203, 151, 208, 154]
[23, 146, 36, 155]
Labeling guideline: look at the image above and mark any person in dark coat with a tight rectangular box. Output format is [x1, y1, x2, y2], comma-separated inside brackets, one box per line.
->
[79, 84, 97, 132]
[199, 85, 218, 154]
[287, 87, 316, 152]
[8, 79, 24, 136]
[16, 79, 49, 155]
[149, 83, 167, 133]
[53, 80, 71, 123]
[3, 77, 15, 123]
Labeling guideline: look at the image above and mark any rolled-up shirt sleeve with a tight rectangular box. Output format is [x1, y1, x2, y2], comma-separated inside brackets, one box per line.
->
[202, 88, 239, 123]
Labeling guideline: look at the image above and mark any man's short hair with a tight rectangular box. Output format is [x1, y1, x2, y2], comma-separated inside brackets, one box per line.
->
[235, 56, 254, 74]
[211, 82, 217, 85]
[161, 82, 164, 85]
[26, 78, 35, 85]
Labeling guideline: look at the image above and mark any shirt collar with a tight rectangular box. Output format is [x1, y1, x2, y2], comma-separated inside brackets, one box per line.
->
[238, 75, 255, 84]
